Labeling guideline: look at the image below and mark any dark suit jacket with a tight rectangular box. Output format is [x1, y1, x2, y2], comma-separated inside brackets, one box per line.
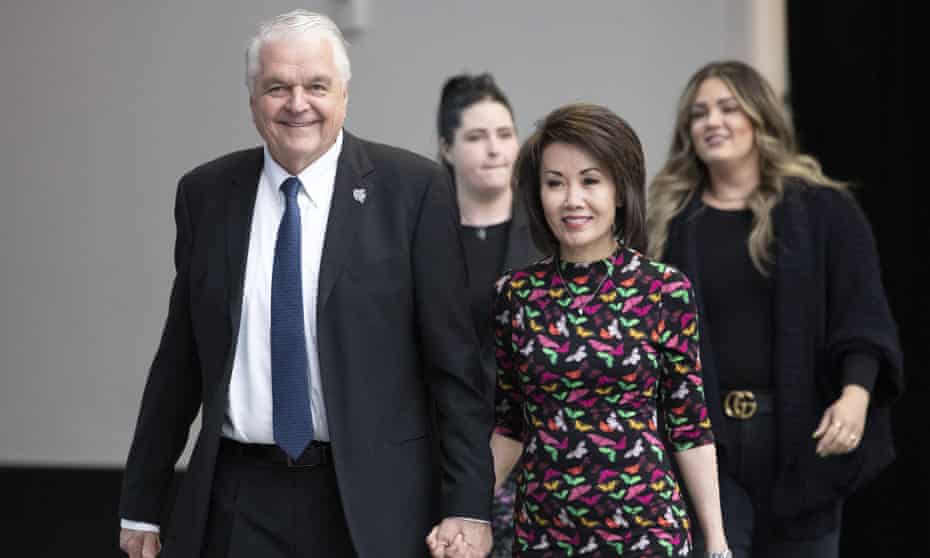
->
[119, 132, 494, 557]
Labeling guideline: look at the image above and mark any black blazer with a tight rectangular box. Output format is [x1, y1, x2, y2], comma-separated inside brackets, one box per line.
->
[119, 132, 494, 557]
[665, 182, 903, 538]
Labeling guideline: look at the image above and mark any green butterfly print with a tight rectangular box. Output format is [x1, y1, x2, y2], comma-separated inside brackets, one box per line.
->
[605, 394, 621, 404]
[618, 287, 638, 297]
[665, 354, 685, 363]
[525, 306, 541, 318]
[619, 316, 640, 327]
[542, 347, 558, 365]
[649, 261, 668, 272]
[557, 298, 572, 308]
[544, 445, 558, 461]
[563, 474, 586, 486]
[607, 542, 625, 554]
[529, 275, 545, 287]
[620, 473, 642, 485]
[525, 501, 539, 512]
[608, 489, 627, 500]
[516, 289, 531, 298]
[552, 391, 568, 401]
[622, 504, 644, 514]
[658, 539, 674, 556]
[598, 447, 617, 462]
[566, 312, 588, 325]
[660, 489, 673, 499]
[564, 408, 585, 419]
[568, 282, 589, 295]
[617, 409, 637, 419]
[556, 541, 575, 555]
[525, 402, 538, 413]
[651, 446, 664, 462]
[646, 353, 659, 367]
[554, 489, 569, 500]
[566, 505, 590, 517]
[596, 352, 614, 367]
[618, 381, 637, 391]
[659, 330, 671, 343]
[667, 415, 689, 425]
[670, 289, 691, 304]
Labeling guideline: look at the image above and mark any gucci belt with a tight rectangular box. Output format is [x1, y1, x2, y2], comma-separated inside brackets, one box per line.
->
[722, 390, 774, 420]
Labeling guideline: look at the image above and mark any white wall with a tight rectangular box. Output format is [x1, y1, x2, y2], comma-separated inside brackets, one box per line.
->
[0, 0, 756, 466]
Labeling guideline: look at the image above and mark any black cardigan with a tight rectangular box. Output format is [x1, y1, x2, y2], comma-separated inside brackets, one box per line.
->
[664, 181, 903, 539]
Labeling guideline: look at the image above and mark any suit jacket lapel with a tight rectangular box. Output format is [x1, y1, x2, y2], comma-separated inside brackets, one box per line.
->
[226, 148, 264, 342]
[317, 132, 374, 316]
[503, 198, 536, 270]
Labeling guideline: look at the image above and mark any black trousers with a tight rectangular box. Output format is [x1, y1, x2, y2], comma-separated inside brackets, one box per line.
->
[692, 413, 840, 558]
[201, 442, 357, 558]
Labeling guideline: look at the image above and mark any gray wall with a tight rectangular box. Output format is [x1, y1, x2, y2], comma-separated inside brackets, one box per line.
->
[0, 0, 753, 466]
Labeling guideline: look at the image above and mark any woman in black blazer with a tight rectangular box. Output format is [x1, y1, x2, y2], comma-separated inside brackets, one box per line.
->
[436, 72, 538, 558]
[647, 60, 903, 557]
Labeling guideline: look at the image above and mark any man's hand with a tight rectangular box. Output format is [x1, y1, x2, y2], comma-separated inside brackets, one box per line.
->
[426, 517, 491, 558]
[119, 528, 161, 558]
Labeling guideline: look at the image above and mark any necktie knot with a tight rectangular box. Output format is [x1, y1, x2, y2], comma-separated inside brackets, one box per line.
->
[281, 176, 302, 199]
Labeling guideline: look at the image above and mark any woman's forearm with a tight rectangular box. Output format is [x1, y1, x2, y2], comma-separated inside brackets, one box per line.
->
[673, 443, 728, 552]
[490, 432, 523, 491]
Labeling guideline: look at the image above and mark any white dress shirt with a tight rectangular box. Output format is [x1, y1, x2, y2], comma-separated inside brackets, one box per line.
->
[121, 132, 343, 533]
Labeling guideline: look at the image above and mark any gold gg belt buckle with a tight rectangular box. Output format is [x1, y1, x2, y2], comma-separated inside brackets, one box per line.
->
[723, 390, 758, 420]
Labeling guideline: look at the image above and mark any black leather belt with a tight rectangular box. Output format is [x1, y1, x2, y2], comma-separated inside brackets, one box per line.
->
[722, 389, 774, 420]
[220, 437, 333, 468]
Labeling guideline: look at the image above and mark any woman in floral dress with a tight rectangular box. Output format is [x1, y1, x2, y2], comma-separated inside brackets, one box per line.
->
[490, 104, 730, 557]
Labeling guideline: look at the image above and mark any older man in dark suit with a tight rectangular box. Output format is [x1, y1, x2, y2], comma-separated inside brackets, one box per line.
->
[118, 10, 493, 558]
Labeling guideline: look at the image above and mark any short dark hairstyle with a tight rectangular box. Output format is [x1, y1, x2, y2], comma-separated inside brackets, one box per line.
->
[436, 72, 515, 181]
[515, 103, 647, 256]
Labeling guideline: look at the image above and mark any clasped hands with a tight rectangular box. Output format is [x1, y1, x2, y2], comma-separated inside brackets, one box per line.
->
[426, 517, 492, 558]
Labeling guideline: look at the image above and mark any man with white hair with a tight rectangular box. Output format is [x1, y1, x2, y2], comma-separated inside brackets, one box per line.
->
[118, 10, 493, 557]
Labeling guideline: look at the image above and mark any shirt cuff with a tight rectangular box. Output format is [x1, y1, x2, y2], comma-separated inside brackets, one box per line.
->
[121, 519, 160, 533]
[453, 516, 491, 525]
[842, 352, 880, 393]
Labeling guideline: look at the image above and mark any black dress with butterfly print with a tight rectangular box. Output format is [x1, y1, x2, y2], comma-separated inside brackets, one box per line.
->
[493, 246, 715, 557]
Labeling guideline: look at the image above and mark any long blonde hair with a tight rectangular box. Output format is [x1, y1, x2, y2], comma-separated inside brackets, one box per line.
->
[647, 60, 846, 274]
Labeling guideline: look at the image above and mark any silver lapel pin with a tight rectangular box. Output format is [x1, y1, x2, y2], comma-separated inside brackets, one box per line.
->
[352, 188, 367, 204]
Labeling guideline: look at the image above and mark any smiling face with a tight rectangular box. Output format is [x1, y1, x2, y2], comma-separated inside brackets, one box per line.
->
[689, 77, 757, 171]
[442, 99, 519, 196]
[249, 33, 348, 174]
[540, 142, 619, 262]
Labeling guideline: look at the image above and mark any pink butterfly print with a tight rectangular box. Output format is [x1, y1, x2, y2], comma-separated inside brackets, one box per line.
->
[588, 339, 624, 355]
[583, 304, 603, 316]
[595, 529, 628, 543]
[578, 397, 599, 408]
[567, 389, 591, 402]
[539, 371, 561, 383]
[543, 468, 563, 482]
[580, 493, 603, 505]
[528, 288, 549, 302]
[649, 279, 664, 294]
[546, 528, 580, 545]
[680, 312, 696, 328]
[586, 433, 626, 450]
[630, 303, 653, 317]
[642, 431, 664, 447]
[622, 295, 644, 313]
[625, 484, 647, 499]
[598, 470, 620, 483]
[538, 431, 569, 450]
[538, 334, 570, 353]
[635, 493, 655, 505]
[661, 280, 688, 294]
[650, 469, 666, 483]
[568, 485, 592, 501]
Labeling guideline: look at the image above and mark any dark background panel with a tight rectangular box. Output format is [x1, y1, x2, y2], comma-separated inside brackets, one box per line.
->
[788, 1, 924, 557]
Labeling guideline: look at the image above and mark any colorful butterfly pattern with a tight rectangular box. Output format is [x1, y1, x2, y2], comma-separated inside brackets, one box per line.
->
[494, 248, 714, 557]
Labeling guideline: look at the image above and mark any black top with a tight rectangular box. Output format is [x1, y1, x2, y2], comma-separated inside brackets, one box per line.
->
[696, 205, 775, 390]
[460, 221, 511, 350]
[695, 203, 879, 392]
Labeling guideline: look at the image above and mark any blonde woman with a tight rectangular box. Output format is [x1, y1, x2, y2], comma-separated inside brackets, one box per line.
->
[647, 61, 903, 557]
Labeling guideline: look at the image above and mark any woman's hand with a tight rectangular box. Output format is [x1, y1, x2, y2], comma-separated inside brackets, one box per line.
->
[812, 384, 870, 456]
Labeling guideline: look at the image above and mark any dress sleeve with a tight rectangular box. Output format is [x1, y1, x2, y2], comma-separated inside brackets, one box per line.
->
[493, 272, 524, 441]
[656, 268, 715, 452]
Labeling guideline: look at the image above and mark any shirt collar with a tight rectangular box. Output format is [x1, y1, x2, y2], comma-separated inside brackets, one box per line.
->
[261, 130, 344, 207]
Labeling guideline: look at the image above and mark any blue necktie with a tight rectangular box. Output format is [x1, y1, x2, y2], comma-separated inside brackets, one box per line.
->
[271, 176, 314, 459]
